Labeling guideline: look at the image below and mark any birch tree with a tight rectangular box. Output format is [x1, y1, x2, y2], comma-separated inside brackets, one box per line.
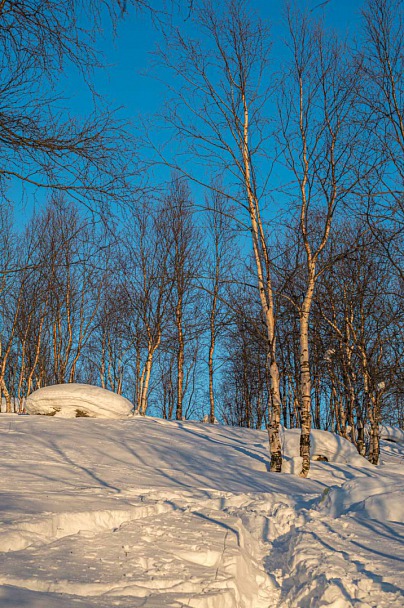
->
[122, 201, 173, 416]
[220, 282, 269, 429]
[0, 204, 15, 412]
[321, 225, 399, 463]
[360, 0, 404, 348]
[158, 0, 283, 470]
[162, 178, 203, 421]
[205, 187, 234, 423]
[279, 8, 364, 476]
[14, 199, 106, 388]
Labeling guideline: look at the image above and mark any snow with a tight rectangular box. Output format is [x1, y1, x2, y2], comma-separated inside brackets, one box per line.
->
[379, 425, 404, 444]
[0, 415, 403, 607]
[320, 474, 404, 522]
[26, 383, 134, 418]
[282, 427, 372, 466]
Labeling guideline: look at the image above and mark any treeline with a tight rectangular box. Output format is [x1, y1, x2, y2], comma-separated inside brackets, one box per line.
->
[1, 187, 403, 439]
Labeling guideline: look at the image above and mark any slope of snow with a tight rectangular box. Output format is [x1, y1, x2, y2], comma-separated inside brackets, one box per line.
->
[26, 383, 134, 418]
[0, 416, 403, 607]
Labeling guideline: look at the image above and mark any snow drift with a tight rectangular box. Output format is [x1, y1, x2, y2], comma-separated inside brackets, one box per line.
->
[281, 427, 370, 473]
[380, 424, 404, 443]
[320, 474, 404, 522]
[26, 383, 134, 419]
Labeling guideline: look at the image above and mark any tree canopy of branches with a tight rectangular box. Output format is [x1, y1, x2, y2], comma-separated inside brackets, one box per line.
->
[0, 0, 154, 205]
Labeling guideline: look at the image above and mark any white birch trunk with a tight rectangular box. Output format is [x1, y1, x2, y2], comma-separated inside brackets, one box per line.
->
[241, 91, 282, 471]
[299, 278, 315, 477]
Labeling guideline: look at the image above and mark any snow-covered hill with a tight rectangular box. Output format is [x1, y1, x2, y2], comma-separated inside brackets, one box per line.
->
[0, 416, 403, 607]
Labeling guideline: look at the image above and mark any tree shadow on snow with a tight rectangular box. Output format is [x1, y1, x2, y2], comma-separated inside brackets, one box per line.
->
[47, 439, 122, 493]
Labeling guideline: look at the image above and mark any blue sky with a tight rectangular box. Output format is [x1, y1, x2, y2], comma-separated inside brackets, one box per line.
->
[12, 0, 365, 227]
[93, 0, 363, 129]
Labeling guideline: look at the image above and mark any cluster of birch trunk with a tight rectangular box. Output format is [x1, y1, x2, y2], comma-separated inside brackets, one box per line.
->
[149, 0, 404, 474]
[0, 0, 403, 476]
[0, 181, 402, 473]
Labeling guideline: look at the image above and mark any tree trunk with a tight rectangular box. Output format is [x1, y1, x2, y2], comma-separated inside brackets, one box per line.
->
[140, 354, 153, 415]
[139, 335, 161, 416]
[1, 377, 12, 413]
[208, 284, 218, 424]
[357, 420, 366, 456]
[241, 89, 282, 470]
[299, 278, 315, 478]
[368, 417, 380, 465]
[176, 296, 184, 421]
[267, 354, 282, 471]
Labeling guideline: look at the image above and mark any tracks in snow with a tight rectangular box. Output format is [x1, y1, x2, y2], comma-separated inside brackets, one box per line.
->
[266, 505, 404, 608]
[3, 488, 402, 607]
[0, 490, 282, 608]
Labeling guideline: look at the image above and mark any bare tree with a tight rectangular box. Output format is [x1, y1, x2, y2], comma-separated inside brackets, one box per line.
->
[121, 199, 174, 415]
[360, 0, 404, 290]
[157, 0, 283, 471]
[0, 1, 151, 207]
[9, 198, 107, 391]
[321, 224, 400, 463]
[0, 204, 16, 411]
[162, 178, 203, 421]
[278, 7, 363, 476]
[92, 277, 136, 396]
[204, 187, 234, 423]
[219, 281, 269, 429]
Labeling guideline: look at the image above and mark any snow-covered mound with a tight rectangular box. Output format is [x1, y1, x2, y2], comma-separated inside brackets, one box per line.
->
[26, 383, 134, 419]
[315, 425, 404, 523]
[380, 424, 404, 444]
[282, 428, 370, 472]
[320, 474, 404, 523]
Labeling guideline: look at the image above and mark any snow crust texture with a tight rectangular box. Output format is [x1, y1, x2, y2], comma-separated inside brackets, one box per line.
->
[0, 416, 403, 607]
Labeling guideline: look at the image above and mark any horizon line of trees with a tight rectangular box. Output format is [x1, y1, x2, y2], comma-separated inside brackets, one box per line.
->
[1, 188, 403, 454]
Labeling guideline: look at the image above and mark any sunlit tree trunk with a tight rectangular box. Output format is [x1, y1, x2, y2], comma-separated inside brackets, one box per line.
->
[208, 288, 218, 424]
[176, 295, 184, 420]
